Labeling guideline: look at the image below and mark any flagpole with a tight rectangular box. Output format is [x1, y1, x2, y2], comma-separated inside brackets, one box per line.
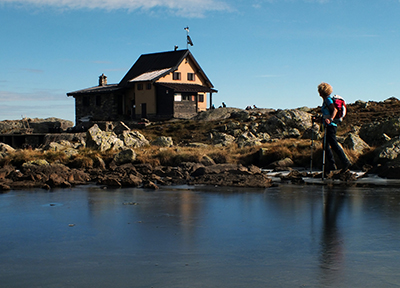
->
[184, 26, 189, 49]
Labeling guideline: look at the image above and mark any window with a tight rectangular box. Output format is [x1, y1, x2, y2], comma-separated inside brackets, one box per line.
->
[137, 83, 143, 90]
[174, 94, 182, 101]
[198, 94, 204, 102]
[182, 95, 191, 101]
[187, 73, 195, 81]
[146, 83, 152, 90]
[173, 72, 181, 80]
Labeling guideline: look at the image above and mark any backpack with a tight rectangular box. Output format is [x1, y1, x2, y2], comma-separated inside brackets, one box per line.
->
[325, 95, 347, 121]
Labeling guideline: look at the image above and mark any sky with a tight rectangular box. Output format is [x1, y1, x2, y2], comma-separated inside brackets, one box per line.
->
[1, 0, 399, 123]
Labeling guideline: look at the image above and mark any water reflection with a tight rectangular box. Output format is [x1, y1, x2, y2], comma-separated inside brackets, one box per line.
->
[319, 188, 345, 286]
[1, 185, 400, 287]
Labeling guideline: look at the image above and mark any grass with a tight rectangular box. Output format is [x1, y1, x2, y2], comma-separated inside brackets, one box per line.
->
[0, 124, 368, 170]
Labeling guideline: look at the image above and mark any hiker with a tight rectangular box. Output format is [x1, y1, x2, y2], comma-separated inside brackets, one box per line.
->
[317, 82, 351, 175]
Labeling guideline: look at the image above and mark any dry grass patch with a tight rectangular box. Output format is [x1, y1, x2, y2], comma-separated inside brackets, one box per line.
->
[1, 149, 43, 167]
[43, 151, 69, 164]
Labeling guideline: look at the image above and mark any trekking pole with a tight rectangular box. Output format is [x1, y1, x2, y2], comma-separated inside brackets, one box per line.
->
[322, 125, 327, 181]
[310, 124, 314, 173]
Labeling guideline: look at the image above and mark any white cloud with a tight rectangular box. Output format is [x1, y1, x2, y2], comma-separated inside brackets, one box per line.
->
[0, 0, 231, 16]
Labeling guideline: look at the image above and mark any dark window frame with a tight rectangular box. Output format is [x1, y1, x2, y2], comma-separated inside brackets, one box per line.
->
[173, 72, 181, 80]
[187, 73, 195, 81]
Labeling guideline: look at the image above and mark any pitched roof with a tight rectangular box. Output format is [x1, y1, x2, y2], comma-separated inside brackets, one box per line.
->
[156, 83, 217, 93]
[67, 84, 122, 96]
[128, 68, 171, 83]
[119, 49, 214, 88]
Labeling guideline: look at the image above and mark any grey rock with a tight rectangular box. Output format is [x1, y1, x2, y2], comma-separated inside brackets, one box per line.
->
[114, 148, 137, 165]
[0, 143, 15, 154]
[120, 130, 149, 148]
[359, 118, 400, 146]
[200, 155, 215, 166]
[343, 133, 370, 154]
[211, 132, 235, 146]
[86, 124, 124, 151]
[373, 137, 400, 164]
[152, 136, 173, 147]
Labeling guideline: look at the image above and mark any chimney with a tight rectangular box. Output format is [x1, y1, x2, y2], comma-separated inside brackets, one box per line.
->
[99, 73, 107, 86]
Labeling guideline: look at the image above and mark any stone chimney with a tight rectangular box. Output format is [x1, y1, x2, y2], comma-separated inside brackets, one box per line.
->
[99, 73, 107, 86]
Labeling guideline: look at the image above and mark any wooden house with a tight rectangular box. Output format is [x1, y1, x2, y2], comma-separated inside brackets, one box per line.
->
[67, 49, 217, 124]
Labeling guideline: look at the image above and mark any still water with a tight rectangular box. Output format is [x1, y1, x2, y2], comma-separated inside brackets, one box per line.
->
[1, 184, 400, 288]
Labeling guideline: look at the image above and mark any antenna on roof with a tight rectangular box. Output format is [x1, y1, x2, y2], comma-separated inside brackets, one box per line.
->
[184, 26, 193, 49]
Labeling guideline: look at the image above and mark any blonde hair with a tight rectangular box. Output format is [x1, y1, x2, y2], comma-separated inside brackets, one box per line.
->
[318, 82, 333, 97]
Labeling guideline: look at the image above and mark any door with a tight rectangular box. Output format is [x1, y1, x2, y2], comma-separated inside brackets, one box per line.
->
[141, 103, 147, 118]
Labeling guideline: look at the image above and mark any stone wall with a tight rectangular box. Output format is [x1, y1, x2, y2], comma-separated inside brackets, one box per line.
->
[174, 101, 197, 119]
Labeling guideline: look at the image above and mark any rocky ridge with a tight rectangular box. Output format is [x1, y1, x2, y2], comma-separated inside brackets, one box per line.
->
[1, 98, 400, 191]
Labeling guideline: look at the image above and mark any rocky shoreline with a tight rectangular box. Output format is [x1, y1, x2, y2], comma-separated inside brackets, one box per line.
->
[2, 98, 400, 191]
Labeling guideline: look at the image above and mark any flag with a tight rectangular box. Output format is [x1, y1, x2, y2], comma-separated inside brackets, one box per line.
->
[187, 35, 194, 46]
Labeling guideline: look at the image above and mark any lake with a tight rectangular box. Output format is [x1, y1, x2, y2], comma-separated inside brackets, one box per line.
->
[1, 184, 400, 287]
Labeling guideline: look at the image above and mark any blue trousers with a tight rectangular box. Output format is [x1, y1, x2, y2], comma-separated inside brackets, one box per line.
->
[324, 125, 349, 170]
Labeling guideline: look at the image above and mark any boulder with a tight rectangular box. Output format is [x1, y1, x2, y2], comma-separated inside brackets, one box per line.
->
[343, 133, 370, 155]
[42, 141, 79, 157]
[192, 107, 243, 121]
[0, 143, 15, 154]
[200, 155, 215, 166]
[114, 148, 137, 165]
[93, 156, 106, 170]
[0, 118, 73, 134]
[258, 109, 312, 139]
[235, 131, 262, 148]
[268, 157, 294, 169]
[120, 130, 149, 148]
[120, 174, 142, 187]
[143, 180, 159, 190]
[302, 126, 322, 140]
[230, 110, 250, 121]
[359, 118, 400, 146]
[190, 164, 272, 188]
[151, 136, 173, 147]
[86, 124, 124, 151]
[211, 132, 235, 146]
[373, 137, 400, 164]
[43, 133, 85, 147]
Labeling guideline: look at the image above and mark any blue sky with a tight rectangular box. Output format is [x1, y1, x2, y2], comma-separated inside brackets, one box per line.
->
[1, 0, 399, 123]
